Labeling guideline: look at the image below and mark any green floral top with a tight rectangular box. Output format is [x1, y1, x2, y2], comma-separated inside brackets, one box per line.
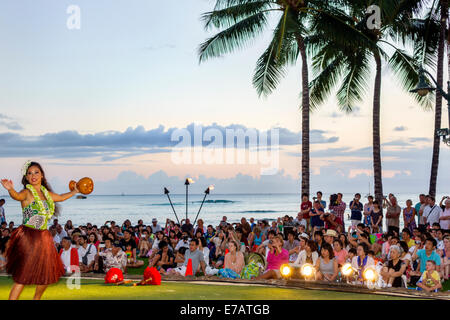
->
[22, 184, 55, 230]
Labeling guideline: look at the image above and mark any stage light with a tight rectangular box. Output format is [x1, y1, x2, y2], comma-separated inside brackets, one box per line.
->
[341, 263, 354, 277]
[300, 263, 315, 279]
[280, 264, 292, 278]
[363, 267, 377, 282]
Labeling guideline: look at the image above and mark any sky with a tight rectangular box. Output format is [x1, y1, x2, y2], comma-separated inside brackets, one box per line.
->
[0, 0, 449, 196]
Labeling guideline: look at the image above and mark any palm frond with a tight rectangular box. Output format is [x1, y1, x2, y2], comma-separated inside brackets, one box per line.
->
[202, 1, 276, 30]
[389, 48, 435, 110]
[198, 12, 269, 63]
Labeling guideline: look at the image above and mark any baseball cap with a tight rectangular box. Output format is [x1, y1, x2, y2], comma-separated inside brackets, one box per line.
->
[152, 218, 157, 222]
[113, 241, 121, 248]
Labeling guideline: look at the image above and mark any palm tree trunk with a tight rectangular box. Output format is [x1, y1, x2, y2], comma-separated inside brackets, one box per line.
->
[429, 0, 447, 197]
[373, 52, 383, 205]
[296, 34, 310, 197]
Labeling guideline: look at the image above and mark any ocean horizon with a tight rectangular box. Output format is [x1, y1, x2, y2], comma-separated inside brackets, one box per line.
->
[1, 192, 445, 229]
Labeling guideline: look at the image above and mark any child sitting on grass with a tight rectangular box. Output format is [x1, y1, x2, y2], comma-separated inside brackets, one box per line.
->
[416, 260, 442, 293]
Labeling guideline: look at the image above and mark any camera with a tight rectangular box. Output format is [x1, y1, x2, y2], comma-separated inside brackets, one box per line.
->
[330, 194, 338, 206]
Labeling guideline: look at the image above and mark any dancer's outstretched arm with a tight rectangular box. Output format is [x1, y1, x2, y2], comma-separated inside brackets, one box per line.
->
[1, 179, 27, 201]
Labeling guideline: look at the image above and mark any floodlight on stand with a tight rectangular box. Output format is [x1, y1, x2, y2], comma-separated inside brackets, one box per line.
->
[300, 263, 315, 280]
[280, 264, 292, 279]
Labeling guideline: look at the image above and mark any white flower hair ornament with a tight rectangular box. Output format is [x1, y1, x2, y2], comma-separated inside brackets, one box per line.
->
[21, 160, 32, 176]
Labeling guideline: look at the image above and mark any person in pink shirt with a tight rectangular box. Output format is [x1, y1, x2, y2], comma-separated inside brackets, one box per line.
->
[333, 239, 348, 266]
[256, 236, 289, 280]
[439, 198, 450, 231]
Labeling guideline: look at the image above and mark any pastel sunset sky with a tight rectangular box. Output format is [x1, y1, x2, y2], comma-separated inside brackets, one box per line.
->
[0, 0, 449, 195]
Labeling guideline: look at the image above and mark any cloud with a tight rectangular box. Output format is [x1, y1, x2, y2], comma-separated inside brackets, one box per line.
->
[394, 126, 407, 132]
[0, 123, 338, 160]
[0, 114, 23, 131]
[329, 107, 363, 118]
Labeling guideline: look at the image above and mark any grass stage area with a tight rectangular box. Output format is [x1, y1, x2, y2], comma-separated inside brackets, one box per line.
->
[0, 276, 418, 300]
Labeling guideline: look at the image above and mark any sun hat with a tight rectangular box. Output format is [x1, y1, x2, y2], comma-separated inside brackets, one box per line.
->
[325, 229, 338, 238]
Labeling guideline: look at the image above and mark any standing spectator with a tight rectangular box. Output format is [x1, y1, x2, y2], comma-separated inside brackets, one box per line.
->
[370, 200, 383, 233]
[49, 225, 61, 250]
[439, 198, 450, 231]
[385, 196, 401, 235]
[403, 200, 417, 234]
[59, 237, 79, 274]
[415, 194, 427, 232]
[423, 196, 443, 228]
[363, 196, 374, 227]
[323, 213, 343, 233]
[315, 191, 326, 210]
[300, 193, 312, 232]
[150, 218, 162, 234]
[329, 193, 346, 230]
[310, 201, 325, 230]
[350, 193, 363, 227]
[0, 199, 5, 224]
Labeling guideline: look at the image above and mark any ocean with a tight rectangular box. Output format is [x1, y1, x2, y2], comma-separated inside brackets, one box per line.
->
[1, 192, 445, 229]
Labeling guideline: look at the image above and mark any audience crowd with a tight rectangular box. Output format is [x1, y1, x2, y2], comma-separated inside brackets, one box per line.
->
[0, 193, 449, 293]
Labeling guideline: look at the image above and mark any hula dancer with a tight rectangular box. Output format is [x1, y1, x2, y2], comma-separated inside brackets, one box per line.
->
[0, 161, 79, 300]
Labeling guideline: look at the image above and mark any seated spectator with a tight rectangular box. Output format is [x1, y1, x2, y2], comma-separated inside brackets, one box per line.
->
[412, 238, 441, 275]
[98, 240, 127, 273]
[440, 235, 449, 281]
[59, 236, 79, 274]
[0, 236, 9, 272]
[293, 240, 318, 267]
[218, 240, 245, 279]
[149, 240, 175, 274]
[88, 232, 100, 251]
[248, 226, 265, 252]
[78, 235, 97, 272]
[283, 231, 299, 262]
[416, 260, 442, 292]
[170, 238, 206, 277]
[315, 243, 338, 282]
[333, 239, 348, 266]
[255, 236, 289, 280]
[380, 245, 407, 287]
[257, 230, 276, 257]
[138, 230, 151, 257]
[352, 243, 375, 281]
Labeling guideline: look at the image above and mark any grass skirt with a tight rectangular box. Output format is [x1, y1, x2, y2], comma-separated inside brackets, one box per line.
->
[6, 225, 65, 285]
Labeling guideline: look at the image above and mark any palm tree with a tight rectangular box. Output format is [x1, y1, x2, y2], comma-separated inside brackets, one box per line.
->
[307, 0, 434, 204]
[428, 0, 448, 197]
[198, 0, 343, 197]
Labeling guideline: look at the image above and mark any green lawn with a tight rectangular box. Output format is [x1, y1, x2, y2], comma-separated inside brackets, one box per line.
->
[0, 276, 417, 300]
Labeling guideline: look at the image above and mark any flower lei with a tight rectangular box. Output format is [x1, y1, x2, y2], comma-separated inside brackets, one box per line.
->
[26, 184, 55, 217]
[21, 160, 32, 176]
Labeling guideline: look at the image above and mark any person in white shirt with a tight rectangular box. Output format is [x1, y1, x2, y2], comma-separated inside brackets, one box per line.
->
[78, 235, 97, 272]
[423, 196, 443, 227]
[292, 240, 319, 267]
[351, 243, 375, 282]
[0, 199, 6, 224]
[150, 218, 162, 234]
[56, 224, 68, 239]
[59, 237, 79, 274]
